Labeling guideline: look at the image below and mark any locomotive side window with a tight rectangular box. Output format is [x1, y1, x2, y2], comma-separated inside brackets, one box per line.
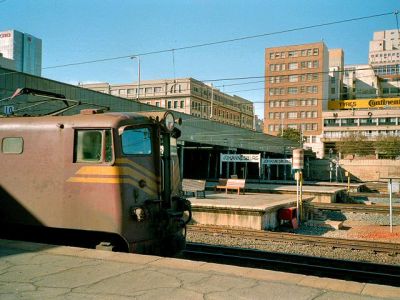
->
[1, 137, 23, 154]
[121, 128, 152, 155]
[75, 129, 113, 163]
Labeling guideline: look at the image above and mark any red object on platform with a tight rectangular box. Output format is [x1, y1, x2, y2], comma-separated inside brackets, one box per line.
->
[278, 207, 296, 220]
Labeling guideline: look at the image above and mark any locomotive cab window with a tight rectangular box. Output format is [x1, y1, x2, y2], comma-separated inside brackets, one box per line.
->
[121, 127, 152, 155]
[74, 129, 113, 163]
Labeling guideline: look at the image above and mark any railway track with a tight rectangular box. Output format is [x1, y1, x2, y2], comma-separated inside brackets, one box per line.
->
[310, 202, 400, 215]
[183, 242, 400, 286]
[187, 224, 400, 254]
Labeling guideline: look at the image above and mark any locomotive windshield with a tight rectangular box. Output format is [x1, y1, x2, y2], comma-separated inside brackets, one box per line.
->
[121, 127, 152, 155]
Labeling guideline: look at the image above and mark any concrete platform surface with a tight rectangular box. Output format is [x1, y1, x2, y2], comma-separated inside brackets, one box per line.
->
[189, 192, 312, 211]
[0, 239, 399, 299]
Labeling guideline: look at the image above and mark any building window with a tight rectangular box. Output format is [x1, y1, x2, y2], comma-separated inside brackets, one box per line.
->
[168, 101, 172, 109]
[288, 62, 298, 70]
[288, 112, 298, 119]
[145, 87, 153, 93]
[289, 75, 298, 82]
[288, 99, 297, 106]
[288, 87, 298, 94]
[180, 100, 184, 108]
[313, 48, 319, 55]
[173, 100, 178, 109]
[269, 112, 274, 119]
[156, 102, 160, 107]
[154, 87, 162, 93]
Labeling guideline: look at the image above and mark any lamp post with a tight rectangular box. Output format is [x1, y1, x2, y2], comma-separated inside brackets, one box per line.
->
[130, 56, 141, 101]
[210, 83, 214, 119]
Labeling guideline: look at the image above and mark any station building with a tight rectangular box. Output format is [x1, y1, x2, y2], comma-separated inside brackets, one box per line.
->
[80, 78, 255, 130]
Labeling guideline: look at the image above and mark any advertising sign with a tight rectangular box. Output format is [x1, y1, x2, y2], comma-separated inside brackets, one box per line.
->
[328, 98, 400, 110]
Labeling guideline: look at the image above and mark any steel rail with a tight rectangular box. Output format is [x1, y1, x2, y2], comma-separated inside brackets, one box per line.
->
[183, 242, 400, 286]
[310, 202, 400, 215]
[187, 225, 400, 254]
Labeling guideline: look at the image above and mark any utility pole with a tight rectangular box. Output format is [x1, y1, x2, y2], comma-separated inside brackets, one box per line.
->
[210, 83, 213, 119]
[130, 56, 141, 102]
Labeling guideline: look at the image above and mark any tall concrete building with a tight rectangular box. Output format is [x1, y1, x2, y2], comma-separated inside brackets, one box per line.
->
[81, 78, 255, 130]
[369, 29, 400, 67]
[0, 30, 42, 76]
[328, 49, 344, 101]
[264, 42, 329, 139]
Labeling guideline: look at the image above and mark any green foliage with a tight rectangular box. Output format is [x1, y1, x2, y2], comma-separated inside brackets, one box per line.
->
[278, 128, 302, 145]
[335, 133, 374, 157]
[375, 135, 400, 159]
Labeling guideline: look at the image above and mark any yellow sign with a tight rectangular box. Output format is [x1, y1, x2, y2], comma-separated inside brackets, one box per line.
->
[328, 98, 400, 110]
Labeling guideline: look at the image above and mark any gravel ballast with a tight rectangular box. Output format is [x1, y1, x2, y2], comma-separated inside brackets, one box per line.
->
[187, 211, 400, 266]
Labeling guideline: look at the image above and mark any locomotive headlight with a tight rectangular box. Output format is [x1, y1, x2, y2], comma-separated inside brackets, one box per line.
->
[130, 206, 146, 222]
[163, 112, 175, 132]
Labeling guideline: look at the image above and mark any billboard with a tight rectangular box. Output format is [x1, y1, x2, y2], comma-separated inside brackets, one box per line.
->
[328, 98, 400, 110]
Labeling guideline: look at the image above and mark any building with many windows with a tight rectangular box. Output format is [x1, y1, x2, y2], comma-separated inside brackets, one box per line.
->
[81, 78, 255, 130]
[0, 30, 42, 76]
[264, 42, 329, 138]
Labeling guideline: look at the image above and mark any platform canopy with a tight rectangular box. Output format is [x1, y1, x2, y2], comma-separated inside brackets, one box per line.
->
[0, 67, 296, 154]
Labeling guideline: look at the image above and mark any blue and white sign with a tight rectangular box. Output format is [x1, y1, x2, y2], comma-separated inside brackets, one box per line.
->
[3, 105, 14, 115]
[262, 158, 292, 166]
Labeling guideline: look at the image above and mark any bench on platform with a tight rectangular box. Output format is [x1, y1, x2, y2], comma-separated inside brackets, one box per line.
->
[215, 178, 246, 195]
[182, 179, 206, 198]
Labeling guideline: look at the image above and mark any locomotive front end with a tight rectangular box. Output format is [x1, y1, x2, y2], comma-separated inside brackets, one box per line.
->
[118, 111, 191, 255]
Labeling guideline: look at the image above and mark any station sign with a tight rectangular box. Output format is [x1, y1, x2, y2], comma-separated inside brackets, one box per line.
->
[328, 98, 400, 110]
[262, 158, 292, 166]
[221, 154, 260, 163]
[3, 105, 14, 115]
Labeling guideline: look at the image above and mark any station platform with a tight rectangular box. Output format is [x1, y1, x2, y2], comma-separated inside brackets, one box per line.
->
[206, 181, 348, 203]
[0, 239, 398, 299]
[189, 192, 313, 230]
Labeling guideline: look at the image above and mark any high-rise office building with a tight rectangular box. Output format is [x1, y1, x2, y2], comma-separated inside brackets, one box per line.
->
[264, 42, 329, 137]
[0, 30, 42, 76]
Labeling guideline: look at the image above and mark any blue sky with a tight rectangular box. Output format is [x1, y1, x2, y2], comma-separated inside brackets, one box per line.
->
[1, 0, 400, 117]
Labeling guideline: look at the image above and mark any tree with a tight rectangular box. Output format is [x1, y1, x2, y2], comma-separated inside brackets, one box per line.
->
[278, 128, 302, 146]
[335, 133, 374, 157]
[375, 135, 400, 159]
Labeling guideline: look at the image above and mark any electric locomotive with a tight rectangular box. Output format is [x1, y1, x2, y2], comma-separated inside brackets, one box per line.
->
[0, 109, 191, 255]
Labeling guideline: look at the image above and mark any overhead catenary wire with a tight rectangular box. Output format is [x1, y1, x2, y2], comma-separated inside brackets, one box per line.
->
[37, 11, 396, 70]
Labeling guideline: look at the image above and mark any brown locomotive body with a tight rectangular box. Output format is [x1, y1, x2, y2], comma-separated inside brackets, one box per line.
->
[0, 109, 190, 255]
